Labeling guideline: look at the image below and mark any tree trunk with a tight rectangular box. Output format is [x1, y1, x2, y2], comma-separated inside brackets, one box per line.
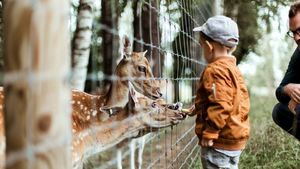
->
[133, 0, 162, 77]
[71, 0, 94, 91]
[3, 0, 71, 168]
[101, 0, 119, 88]
[0, 0, 3, 83]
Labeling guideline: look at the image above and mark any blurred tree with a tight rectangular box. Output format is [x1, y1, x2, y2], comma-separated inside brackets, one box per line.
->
[71, 0, 94, 91]
[223, 0, 294, 63]
[0, 0, 3, 80]
[133, 0, 162, 77]
[85, 1, 127, 93]
[100, 0, 121, 88]
[4, 0, 71, 168]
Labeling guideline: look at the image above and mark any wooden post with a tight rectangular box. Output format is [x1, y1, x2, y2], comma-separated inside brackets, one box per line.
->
[3, 0, 71, 169]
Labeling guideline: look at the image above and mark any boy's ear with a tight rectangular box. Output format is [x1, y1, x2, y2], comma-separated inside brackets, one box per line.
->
[228, 46, 236, 54]
[204, 40, 213, 51]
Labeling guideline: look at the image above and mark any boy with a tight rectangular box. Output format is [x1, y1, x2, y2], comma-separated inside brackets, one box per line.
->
[186, 15, 250, 169]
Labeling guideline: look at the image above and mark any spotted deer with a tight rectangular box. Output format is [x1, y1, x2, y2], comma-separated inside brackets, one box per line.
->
[71, 37, 185, 167]
[0, 36, 163, 168]
[0, 36, 183, 169]
[72, 85, 185, 168]
[115, 89, 184, 169]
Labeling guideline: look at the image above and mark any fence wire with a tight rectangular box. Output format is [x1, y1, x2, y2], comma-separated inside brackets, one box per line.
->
[2, 0, 214, 168]
[81, 0, 212, 169]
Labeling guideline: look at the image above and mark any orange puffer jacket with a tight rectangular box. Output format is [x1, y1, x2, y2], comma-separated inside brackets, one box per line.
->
[194, 56, 250, 151]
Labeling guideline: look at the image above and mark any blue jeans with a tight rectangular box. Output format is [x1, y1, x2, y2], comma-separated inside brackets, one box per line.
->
[201, 147, 241, 169]
[272, 103, 300, 140]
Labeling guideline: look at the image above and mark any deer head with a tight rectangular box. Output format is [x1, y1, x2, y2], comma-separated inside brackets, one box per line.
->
[124, 85, 185, 129]
[72, 86, 185, 167]
[115, 36, 162, 100]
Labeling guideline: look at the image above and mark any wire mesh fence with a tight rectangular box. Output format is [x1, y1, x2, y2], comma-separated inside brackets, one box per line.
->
[77, 0, 213, 168]
[1, 0, 214, 168]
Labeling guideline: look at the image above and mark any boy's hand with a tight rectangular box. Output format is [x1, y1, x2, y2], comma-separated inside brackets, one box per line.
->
[201, 138, 213, 147]
[181, 105, 195, 116]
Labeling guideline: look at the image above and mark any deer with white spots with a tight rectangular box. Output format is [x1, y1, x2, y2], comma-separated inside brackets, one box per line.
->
[71, 36, 163, 134]
[0, 36, 182, 168]
[72, 85, 185, 168]
[71, 37, 185, 168]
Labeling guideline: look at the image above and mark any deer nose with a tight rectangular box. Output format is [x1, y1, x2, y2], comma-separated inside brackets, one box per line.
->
[157, 91, 162, 97]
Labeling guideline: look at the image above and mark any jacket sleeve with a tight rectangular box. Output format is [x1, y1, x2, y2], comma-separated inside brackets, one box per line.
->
[202, 67, 234, 140]
[276, 48, 300, 104]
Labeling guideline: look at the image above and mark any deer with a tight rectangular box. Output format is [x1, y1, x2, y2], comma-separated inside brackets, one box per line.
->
[71, 37, 185, 168]
[114, 88, 184, 169]
[71, 36, 163, 134]
[0, 36, 163, 167]
[73, 84, 185, 168]
[0, 36, 184, 168]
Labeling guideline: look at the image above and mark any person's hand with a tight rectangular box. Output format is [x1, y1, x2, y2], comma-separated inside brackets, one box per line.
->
[284, 83, 300, 103]
[201, 138, 214, 147]
[181, 105, 195, 116]
[288, 99, 298, 115]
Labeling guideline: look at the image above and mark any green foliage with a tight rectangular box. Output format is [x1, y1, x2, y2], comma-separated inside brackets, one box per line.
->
[224, 0, 294, 63]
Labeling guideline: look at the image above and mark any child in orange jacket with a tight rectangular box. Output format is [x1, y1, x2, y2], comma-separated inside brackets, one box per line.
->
[185, 15, 250, 169]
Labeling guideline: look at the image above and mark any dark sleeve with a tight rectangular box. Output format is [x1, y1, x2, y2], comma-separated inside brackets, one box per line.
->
[276, 48, 300, 104]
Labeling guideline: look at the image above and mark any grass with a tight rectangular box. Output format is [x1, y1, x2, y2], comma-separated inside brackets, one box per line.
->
[239, 95, 300, 169]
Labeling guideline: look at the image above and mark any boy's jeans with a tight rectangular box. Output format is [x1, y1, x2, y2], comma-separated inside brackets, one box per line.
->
[201, 147, 242, 169]
[272, 103, 300, 140]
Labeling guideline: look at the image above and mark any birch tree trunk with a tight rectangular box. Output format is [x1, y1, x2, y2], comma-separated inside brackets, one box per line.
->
[3, 0, 71, 168]
[71, 0, 94, 91]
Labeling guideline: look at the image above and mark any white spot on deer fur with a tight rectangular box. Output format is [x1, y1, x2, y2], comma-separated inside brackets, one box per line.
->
[82, 97, 85, 100]
[77, 101, 81, 104]
[92, 110, 97, 116]
[86, 115, 90, 120]
[84, 107, 87, 111]
[71, 100, 75, 104]
[80, 105, 84, 110]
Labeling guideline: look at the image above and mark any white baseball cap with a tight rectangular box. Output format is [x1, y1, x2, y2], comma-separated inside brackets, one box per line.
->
[193, 15, 239, 48]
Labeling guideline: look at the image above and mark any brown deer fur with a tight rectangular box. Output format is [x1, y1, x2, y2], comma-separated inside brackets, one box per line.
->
[0, 37, 185, 168]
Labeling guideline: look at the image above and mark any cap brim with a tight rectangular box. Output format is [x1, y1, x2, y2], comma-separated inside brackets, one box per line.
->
[193, 26, 203, 32]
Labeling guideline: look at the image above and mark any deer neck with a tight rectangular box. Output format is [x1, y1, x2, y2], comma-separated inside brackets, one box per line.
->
[104, 80, 129, 108]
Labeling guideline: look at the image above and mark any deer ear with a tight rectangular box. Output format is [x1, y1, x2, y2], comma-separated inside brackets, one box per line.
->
[123, 36, 132, 58]
[128, 82, 139, 104]
[123, 53, 131, 60]
[142, 50, 148, 57]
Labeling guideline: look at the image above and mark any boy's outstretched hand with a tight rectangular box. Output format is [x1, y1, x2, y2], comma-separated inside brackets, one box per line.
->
[201, 138, 214, 147]
[181, 105, 196, 116]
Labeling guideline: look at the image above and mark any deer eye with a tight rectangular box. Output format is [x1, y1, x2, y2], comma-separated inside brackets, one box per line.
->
[151, 102, 157, 108]
[138, 66, 146, 73]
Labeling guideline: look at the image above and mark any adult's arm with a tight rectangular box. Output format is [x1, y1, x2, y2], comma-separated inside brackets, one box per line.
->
[276, 48, 300, 104]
